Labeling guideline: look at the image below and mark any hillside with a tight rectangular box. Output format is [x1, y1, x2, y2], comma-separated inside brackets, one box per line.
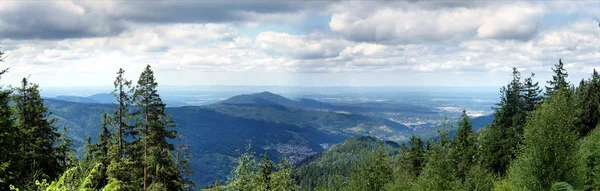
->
[294, 136, 400, 188]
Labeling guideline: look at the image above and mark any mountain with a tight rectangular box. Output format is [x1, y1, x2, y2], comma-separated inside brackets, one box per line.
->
[219, 91, 299, 107]
[86, 93, 114, 103]
[294, 136, 400, 188]
[53, 95, 99, 103]
[220, 91, 437, 114]
[46, 92, 414, 187]
[471, 114, 494, 131]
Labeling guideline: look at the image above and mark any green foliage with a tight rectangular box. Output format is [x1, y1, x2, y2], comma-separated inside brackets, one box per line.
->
[453, 110, 476, 180]
[502, 90, 582, 191]
[574, 70, 600, 137]
[413, 127, 460, 191]
[577, 126, 600, 190]
[346, 143, 393, 191]
[463, 165, 495, 191]
[134, 65, 181, 190]
[207, 142, 298, 191]
[295, 136, 399, 189]
[7, 78, 72, 190]
[479, 68, 540, 176]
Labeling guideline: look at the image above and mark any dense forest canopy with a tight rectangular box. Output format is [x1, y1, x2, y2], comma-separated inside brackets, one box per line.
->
[1, 43, 600, 191]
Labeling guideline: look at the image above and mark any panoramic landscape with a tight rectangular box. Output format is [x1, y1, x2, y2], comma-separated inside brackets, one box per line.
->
[0, 1, 599, 191]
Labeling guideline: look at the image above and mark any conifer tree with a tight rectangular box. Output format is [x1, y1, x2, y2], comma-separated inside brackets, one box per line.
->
[479, 68, 527, 176]
[574, 69, 600, 136]
[399, 135, 426, 178]
[175, 134, 195, 191]
[106, 68, 137, 188]
[111, 68, 135, 158]
[12, 78, 68, 187]
[134, 65, 179, 190]
[453, 110, 475, 180]
[522, 73, 542, 112]
[0, 67, 17, 189]
[502, 90, 582, 190]
[545, 59, 569, 97]
[346, 143, 392, 191]
[259, 153, 274, 190]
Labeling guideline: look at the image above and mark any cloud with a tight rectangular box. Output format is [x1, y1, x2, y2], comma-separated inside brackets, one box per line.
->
[1, 1, 600, 87]
[0, 1, 127, 39]
[0, 1, 328, 40]
[327, 1, 545, 43]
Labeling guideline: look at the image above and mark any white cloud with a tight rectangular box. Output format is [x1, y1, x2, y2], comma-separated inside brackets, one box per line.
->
[0, 1, 599, 87]
[328, 2, 545, 44]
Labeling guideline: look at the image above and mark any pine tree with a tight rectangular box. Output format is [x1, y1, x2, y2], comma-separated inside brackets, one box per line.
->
[453, 110, 475, 181]
[134, 65, 180, 190]
[545, 59, 569, 97]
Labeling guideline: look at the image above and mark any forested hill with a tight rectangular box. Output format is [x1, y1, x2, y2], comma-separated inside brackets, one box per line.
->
[294, 136, 400, 188]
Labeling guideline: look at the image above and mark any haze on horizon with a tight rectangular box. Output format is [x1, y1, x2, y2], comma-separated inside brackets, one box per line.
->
[0, 1, 599, 88]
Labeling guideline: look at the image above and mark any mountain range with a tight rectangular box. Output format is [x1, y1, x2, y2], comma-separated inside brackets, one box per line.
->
[45, 91, 493, 187]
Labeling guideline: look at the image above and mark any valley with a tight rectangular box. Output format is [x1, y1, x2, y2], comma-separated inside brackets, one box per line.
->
[45, 90, 494, 187]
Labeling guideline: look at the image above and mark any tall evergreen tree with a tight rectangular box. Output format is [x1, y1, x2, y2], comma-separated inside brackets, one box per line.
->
[574, 69, 600, 136]
[111, 68, 135, 158]
[0, 67, 17, 189]
[398, 135, 426, 178]
[546, 59, 569, 97]
[259, 153, 274, 190]
[522, 73, 543, 112]
[12, 78, 68, 188]
[453, 110, 475, 180]
[175, 135, 195, 191]
[502, 90, 582, 190]
[134, 65, 179, 190]
[479, 68, 527, 176]
[106, 68, 137, 188]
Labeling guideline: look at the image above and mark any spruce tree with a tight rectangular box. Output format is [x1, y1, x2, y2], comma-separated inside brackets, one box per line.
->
[111, 68, 135, 158]
[0, 67, 17, 189]
[106, 68, 137, 189]
[574, 69, 600, 136]
[453, 110, 475, 180]
[479, 68, 527, 176]
[175, 135, 195, 190]
[545, 59, 569, 97]
[134, 65, 179, 190]
[12, 78, 68, 187]
[522, 73, 542, 112]
[503, 90, 582, 190]
[346, 143, 392, 191]
[258, 153, 274, 190]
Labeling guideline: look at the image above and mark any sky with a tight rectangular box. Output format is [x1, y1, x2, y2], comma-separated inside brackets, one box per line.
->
[0, 1, 599, 88]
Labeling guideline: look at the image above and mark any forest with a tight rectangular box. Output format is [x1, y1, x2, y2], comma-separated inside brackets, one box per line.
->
[1, 39, 600, 191]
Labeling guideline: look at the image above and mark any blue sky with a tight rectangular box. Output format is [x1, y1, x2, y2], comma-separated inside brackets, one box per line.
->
[0, 1, 599, 88]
